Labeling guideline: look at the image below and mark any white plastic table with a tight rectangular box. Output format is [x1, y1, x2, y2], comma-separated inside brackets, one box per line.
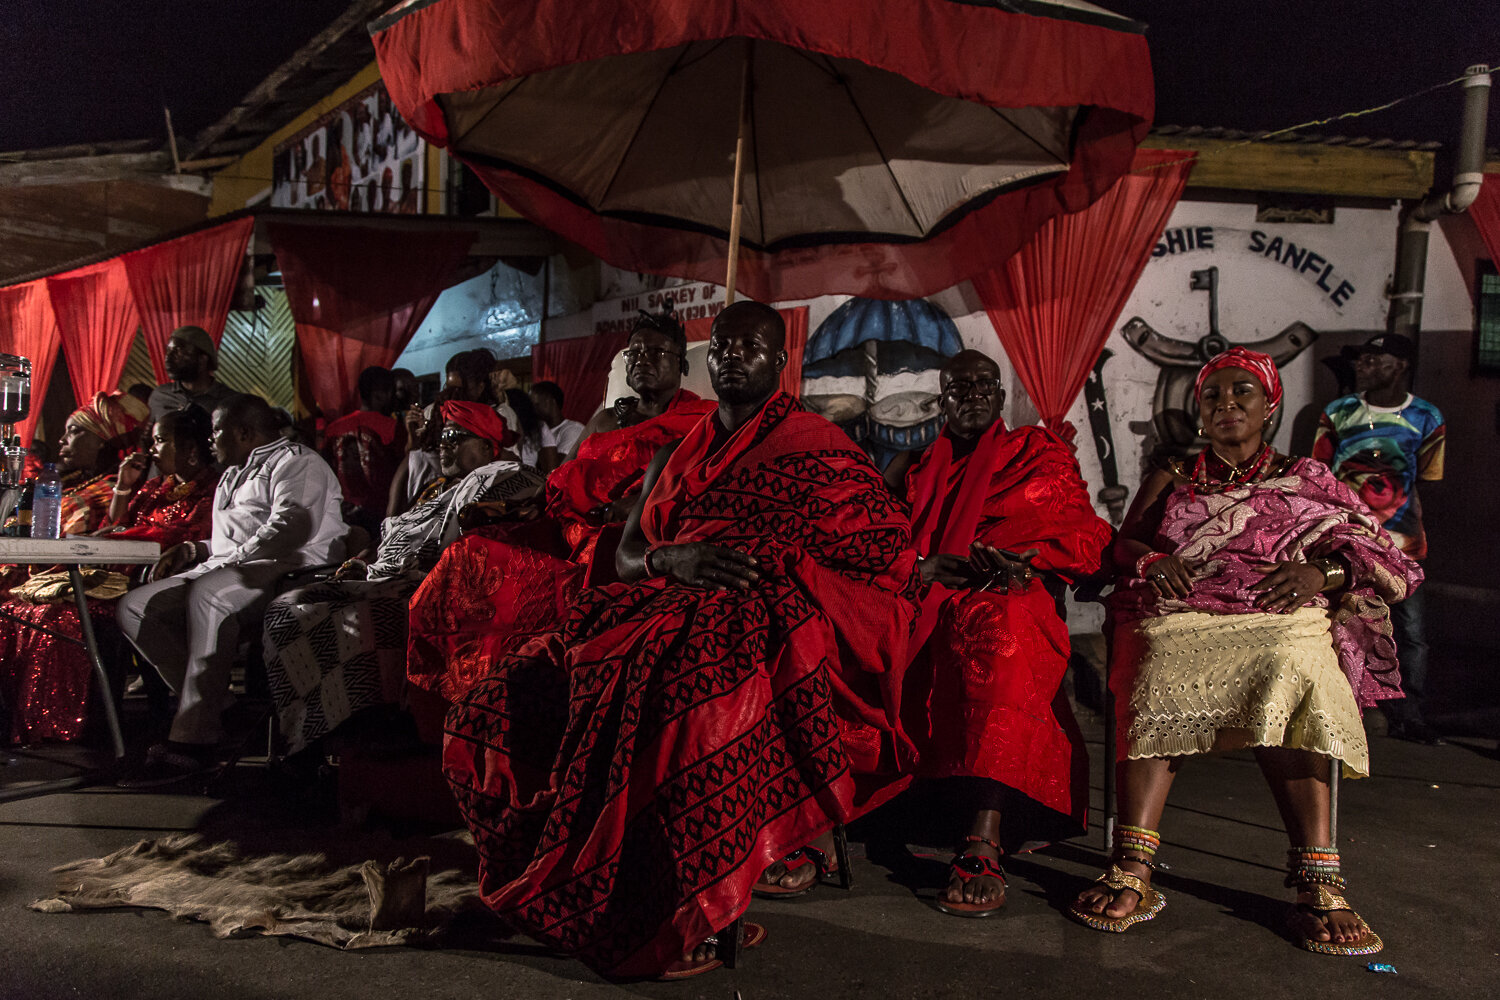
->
[0, 537, 160, 800]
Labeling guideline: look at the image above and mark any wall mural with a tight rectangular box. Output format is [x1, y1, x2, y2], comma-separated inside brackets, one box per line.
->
[1084, 264, 1318, 523]
[801, 297, 963, 470]
[271, 81, 425, 214]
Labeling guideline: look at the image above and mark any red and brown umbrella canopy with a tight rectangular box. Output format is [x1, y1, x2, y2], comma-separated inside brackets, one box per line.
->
[373, 0, 1153, 301]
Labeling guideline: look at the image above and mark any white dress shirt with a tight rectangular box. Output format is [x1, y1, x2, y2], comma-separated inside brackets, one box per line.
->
[192, 438, 346, 575]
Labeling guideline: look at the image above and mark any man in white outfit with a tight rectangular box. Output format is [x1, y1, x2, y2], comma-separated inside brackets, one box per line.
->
[117, 393, 346, 782]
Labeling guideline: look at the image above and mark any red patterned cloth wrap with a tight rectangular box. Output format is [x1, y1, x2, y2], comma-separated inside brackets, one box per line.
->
[1193, 345, 1284, 417]
[0, 471, 218, 743]
[543, 389, 716, 567]
[321, 410, 400, 512]
[441, 399, 516, 450]
[903, 421, 1111, 834]
[1109, 458, 1424, 710]
[406, 518, 585, 705]
[444, 392, 918, 977]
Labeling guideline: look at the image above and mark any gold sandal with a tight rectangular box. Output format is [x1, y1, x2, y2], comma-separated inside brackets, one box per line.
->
[1286, 848, 1382, 956]
[1067, 863, 1166, 932]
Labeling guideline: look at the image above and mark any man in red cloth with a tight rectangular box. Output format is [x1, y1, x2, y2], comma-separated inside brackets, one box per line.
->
[548, 306, 717, 567]
[321, 366, 400, 539]
[443, 302, 918, 979]
[406, 308, 715, 707]
[896, 349, 1112, 917]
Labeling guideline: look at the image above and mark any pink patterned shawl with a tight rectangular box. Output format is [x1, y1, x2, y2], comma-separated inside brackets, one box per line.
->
[1110, 458, 1423, 708]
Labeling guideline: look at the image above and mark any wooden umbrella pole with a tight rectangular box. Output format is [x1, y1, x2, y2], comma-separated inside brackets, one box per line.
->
[724, 40, 752, 305]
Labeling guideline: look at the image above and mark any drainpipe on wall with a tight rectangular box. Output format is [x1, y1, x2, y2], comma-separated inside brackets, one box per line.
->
[1387, 63, 1492, 342]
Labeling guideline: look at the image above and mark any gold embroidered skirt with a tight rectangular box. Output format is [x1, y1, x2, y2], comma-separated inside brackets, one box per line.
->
[1110, 607, 1368, 777]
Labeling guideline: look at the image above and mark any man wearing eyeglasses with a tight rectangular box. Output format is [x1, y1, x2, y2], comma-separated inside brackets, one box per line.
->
[893, 349, 1112, 917]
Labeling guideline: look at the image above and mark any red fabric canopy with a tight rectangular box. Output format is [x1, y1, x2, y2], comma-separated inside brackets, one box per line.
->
[1471, 173, 1500, 268]
[268, 222, 477, 418]
[47, 258, 140, 403]
[973, 148, 1195, 435]
[373, 0, 1153, 302]
[122, 216, 255, 381]
[0, 281, 62, 448]
[531, 331, 631, 424]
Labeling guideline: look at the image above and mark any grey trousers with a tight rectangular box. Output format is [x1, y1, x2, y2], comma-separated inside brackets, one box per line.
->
[115, 561, 290, 745]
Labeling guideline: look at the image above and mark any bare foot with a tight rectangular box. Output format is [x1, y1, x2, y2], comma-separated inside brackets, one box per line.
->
[1289, 892, 1373, 946]
[1073, 857, 1151, 918]
[758, 830, 836, 893]
[940, 839, 1006, 909]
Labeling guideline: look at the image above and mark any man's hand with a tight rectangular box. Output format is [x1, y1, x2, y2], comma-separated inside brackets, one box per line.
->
[403, 407, 425, 450]
[1144, 553, 1194, 599]
[151, 541, 203, 582]
[1250, 561, 1326, 613]
[652, 543, 760, 590]
[333, 558, 369, 582]
[969, 544, 1039, 593]
[115, 452, 149, 493]
[457, 499, 543, 533]
[919, 553, 975, 589]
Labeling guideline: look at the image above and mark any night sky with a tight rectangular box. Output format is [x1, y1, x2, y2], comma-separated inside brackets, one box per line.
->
[1, 1, 1497, 153]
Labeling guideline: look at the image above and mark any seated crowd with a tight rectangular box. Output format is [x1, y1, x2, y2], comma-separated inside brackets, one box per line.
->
[0, 311, 1419, 976]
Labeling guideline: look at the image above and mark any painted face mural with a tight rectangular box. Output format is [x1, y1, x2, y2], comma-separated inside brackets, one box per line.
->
[800, 297, 963, 470]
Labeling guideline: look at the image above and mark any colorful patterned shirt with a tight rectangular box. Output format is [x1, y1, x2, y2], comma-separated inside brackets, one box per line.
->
[1313, 393, 1444, 559]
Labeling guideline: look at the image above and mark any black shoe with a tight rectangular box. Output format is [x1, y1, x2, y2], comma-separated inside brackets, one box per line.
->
[1389, 722, 1446, 746]
[116, 742, 218, 788]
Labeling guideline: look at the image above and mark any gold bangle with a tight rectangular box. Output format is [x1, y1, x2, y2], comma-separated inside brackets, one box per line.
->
[1310, 557, 1346, 591]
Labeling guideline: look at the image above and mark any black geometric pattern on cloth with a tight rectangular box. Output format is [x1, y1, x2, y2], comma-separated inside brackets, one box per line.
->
[262, 578, 417, 752]
[444, 426, 912, 970]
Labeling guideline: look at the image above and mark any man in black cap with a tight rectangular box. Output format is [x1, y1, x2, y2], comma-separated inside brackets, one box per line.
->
[147, 325, 236, 425]
[1314, 332, 1446, 743]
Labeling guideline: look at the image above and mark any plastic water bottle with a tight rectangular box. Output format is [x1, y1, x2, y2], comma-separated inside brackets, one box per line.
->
[29, 463, 62, 539]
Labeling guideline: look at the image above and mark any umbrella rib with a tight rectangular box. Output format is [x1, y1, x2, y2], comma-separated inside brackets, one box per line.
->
[987, 106, 1067, 163]
[598, 44, 698, 209]
[820, 54, 923, 236]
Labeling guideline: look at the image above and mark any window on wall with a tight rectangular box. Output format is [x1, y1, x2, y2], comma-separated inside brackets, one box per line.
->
[1478, 261, 1500, 375]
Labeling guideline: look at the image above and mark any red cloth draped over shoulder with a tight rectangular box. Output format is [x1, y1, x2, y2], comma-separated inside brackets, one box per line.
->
[443, 391, 918, 977]
[544, 388, 716, 562]
[903, 421, 1111, 836]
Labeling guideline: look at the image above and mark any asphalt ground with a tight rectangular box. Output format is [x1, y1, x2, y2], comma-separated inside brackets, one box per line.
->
[0, 705, 1495, 1000]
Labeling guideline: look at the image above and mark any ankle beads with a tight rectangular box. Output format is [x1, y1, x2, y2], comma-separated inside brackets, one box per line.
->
[1286, 847, 1349, 911]
[1116, 825, 1161, 870]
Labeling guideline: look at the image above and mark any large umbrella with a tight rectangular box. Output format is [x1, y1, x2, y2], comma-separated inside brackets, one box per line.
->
[372, 0, 1153, 302]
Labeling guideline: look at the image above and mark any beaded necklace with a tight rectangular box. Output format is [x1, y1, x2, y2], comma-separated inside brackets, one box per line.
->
[1189, 442, 1277, 495]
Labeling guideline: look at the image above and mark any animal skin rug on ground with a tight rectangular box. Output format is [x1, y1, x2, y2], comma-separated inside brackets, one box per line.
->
[29, 833, 484, 949]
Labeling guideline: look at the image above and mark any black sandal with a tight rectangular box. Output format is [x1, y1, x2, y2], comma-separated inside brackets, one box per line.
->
[752, 824, 853, 897]
[934, 835, 1007, 918]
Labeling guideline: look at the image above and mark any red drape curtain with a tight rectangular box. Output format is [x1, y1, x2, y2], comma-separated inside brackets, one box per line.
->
[0, 281, 63, 448]
[122, 216, 256, 381]
[972, 148, 1196, 435]
[47, 258, 141, 402]
[683, 304, 808, 396]
[1471, 173, 1500, 266]
[531, 331, 632, 423]
[269, 223, 478, 418]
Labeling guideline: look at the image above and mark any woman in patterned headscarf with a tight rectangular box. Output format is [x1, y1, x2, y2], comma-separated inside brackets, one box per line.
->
[51, 390, 151, 536]
[1068, 348, 1421, 957]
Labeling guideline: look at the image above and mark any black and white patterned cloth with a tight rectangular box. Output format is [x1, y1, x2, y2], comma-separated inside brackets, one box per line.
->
[262, 461, 543, 753]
